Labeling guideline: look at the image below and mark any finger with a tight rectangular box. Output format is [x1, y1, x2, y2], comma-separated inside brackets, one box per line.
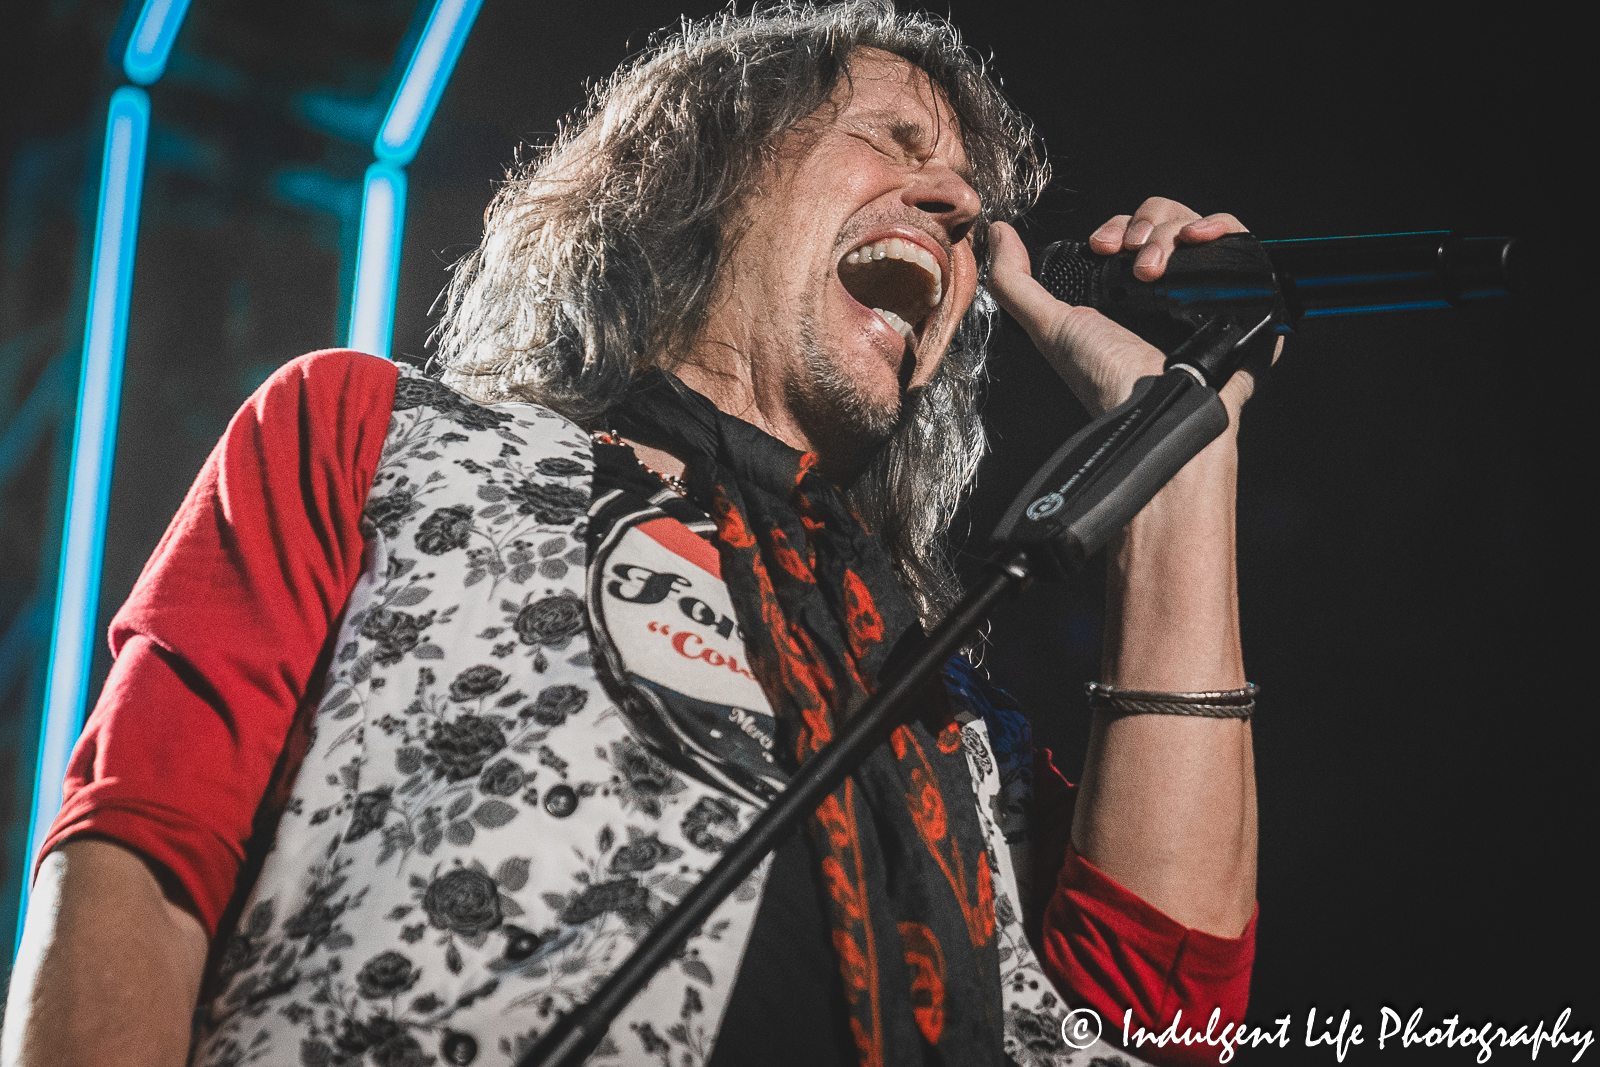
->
[1219, 331, 1286, 419]
[987, 221, 1068, 340]
[1131, 218, 1197, 281]
[1123, 197, 1201, 251]
[1123, 216, 1156, 249]
[1176, 212, 1246, 243]
[1089, 215, 1131, 254]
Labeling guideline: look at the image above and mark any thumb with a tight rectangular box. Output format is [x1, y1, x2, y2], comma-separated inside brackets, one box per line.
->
[987, 221, 1166, 414]
[988, 222, 1073, 349]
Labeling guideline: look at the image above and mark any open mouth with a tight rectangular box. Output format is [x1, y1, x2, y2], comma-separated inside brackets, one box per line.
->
[838, 236, 943, 347]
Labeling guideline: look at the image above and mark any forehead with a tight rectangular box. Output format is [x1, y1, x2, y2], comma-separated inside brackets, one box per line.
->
[826, 49, 969, 170]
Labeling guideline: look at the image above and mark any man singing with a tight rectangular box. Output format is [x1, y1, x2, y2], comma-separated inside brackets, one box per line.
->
[5, 3, 1261, 1065]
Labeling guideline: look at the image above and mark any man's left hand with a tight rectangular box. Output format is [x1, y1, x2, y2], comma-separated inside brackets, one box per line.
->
[988, 197, 1272, 421]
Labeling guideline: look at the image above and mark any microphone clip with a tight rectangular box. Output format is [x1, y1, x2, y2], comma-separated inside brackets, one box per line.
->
[1163, 309, 1279, 391]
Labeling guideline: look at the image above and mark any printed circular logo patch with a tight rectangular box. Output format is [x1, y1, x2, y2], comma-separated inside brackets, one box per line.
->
[589, 514, 785, 805]
[1026, 492, 1065, 521]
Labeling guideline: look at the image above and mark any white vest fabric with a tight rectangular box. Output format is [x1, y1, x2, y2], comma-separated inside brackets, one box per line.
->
[192, 366, 1141, 1067]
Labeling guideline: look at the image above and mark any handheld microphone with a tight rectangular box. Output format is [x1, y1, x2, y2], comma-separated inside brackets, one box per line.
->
[1035, 231, 1521, 341]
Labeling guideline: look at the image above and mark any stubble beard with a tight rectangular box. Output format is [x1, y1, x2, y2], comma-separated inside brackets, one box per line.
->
[789, 309, 910, 476]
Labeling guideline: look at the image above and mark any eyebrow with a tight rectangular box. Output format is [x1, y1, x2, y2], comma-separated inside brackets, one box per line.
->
[856, 109, 976, 186]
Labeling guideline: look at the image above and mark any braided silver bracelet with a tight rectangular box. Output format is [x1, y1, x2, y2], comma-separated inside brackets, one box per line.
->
[1086, 681, 1259, 719]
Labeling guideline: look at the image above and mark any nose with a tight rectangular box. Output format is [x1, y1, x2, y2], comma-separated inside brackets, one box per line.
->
[904, 164, 981, 242]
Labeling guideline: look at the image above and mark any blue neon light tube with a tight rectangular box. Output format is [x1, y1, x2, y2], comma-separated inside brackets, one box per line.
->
[374, 0, 488, 165]
[347, 163, 409, 359]
[123, 0, 196, 85]
[20, 87, 152, 933]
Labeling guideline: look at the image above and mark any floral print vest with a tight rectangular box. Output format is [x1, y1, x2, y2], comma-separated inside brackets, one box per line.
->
[192, 365, 1142, 1067]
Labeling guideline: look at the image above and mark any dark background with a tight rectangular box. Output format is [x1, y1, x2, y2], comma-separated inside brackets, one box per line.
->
[1, 1, 1589, 1061]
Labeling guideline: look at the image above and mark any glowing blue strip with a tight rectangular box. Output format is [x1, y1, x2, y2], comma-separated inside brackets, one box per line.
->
[347, 163, 408, 358]
[1294, 270, 1434, 288]
[123, 0, 196, 86]
[21, 87, 151, 925]
[374, 0, 487, 165]
[1301, 300, 1451, 317]
[1161, 285, 1277, 303]
[1260, 231, 1449, 245]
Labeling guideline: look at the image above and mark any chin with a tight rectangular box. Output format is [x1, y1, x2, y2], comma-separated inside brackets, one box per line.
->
[795, 353, 916, 480]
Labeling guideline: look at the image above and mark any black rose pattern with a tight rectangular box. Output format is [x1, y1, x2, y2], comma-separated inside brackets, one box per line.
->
[355, 951, 419, 999]
[390, 375, 511, 433]
[534, 456, 586, 478]
[359, 608, 429, 666]
[365, 486, 419, 540]
[608, 832, 683, 874]
[389, 375, 458, 411]
[424, 715, 506, 781]
[506, 480, 588, 524]
[1004, 1006, 1067, 1067]
[414, 504, 474, 555]
[513, 594, 584, 648]
[422, 867, 503, 936]
[441, 400, 513, 433]
[447, 664, 507, 702]
[611, 737, 687, 818]
[477, 758, 524, 796]
[679, 796, 740, 853]
[332, 1015, 432, 1067]
[524, 684, 587, 726]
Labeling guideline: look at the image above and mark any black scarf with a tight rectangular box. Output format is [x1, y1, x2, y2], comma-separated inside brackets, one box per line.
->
[608, 370, 1004, 1067]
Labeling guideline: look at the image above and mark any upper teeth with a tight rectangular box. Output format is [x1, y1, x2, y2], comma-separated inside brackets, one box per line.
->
[844, 237, 943, 305]
[872, 307, 914, 342]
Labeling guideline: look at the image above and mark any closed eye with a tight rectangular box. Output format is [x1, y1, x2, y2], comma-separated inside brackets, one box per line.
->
[850, 130, 902, 162]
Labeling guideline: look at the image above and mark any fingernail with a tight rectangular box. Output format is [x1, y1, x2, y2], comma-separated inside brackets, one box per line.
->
[1126, 220, 1154, 246]
[1090, 223, 1119, 244]
[1136, 244, 1163, 271]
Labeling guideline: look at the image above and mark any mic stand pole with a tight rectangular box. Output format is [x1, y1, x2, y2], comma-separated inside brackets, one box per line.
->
[516, 309, 1277, 1067]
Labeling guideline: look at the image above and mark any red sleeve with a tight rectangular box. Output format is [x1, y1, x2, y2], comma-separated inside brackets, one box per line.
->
[39, 349, 398, 937]
[1033, 748, 1256, 1067]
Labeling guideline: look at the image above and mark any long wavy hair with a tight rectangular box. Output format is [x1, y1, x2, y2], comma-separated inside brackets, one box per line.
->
[432, 0, 1047, 622]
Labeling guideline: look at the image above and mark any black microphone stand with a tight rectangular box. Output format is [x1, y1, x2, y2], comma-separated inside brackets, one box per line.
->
[516, 304, 1280, 1067]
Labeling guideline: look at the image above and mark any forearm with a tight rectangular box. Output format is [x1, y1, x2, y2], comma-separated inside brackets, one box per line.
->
[1069, 426, 1257, 937]
[2, 838, 209, 1067]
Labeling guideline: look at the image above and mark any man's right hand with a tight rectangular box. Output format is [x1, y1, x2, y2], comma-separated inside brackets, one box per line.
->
[987, 217, 1168, 417]
[2, 838, 209, 1067]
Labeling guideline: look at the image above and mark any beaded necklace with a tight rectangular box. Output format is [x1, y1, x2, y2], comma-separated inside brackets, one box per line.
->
[589, 428, 690, 498]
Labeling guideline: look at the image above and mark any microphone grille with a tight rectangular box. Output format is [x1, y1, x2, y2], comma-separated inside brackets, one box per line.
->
[1037, 240, 1097, 305]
